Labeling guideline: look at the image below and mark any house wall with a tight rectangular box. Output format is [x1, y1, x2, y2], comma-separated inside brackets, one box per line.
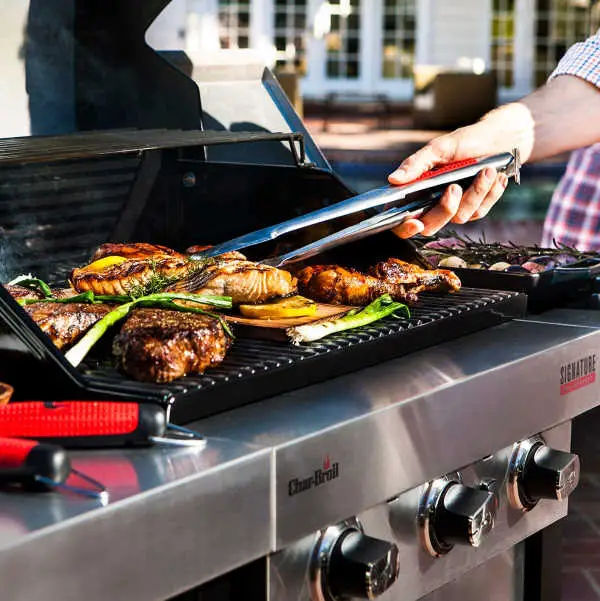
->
[417, 0, 491, 68]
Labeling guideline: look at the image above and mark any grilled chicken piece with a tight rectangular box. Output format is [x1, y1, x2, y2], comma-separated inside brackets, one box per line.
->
[296, 265, 418, 306]
[370, 258, 462, 294]
[113, 308, 231, 383]
[22, 303, 111, 350]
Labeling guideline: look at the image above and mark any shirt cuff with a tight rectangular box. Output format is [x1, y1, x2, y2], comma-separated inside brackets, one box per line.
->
[549, 34, 600, 88]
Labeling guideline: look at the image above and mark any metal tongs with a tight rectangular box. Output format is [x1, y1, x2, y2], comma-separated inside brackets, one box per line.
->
[190, 150, 521, 267]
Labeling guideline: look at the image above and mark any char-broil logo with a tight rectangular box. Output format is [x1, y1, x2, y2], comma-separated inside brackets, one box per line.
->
[288, 455, 340, 497]
[560, 354, 597, 396]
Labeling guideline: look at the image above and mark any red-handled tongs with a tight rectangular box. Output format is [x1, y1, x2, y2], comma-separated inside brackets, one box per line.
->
[190, 150, 521, 266]
[0, 401, 206, 449]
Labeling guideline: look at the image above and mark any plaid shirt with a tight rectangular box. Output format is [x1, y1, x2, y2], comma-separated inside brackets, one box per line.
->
[541, 33, 600, 250]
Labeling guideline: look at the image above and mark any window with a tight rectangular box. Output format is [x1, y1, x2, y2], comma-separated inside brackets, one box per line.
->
[491, 0, 516, 89]
[326, 0, 361, 79]
[534, 0, 600, 87]
[218, 0, 251, 49]
[274, 0, 308, 73]
[381, 0, 416, 80]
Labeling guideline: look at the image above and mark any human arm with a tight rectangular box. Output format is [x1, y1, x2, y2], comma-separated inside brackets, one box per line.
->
[390, 34, 600, 238]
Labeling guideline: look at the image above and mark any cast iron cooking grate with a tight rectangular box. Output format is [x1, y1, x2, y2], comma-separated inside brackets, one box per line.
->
[79, 288, 526, 423]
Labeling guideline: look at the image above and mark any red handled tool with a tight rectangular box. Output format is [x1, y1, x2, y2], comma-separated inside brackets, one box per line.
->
[0, 437, 107, 501]
[0, 401, 205, 449]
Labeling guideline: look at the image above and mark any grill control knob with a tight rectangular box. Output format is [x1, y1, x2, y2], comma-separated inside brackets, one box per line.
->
[508, 438, 580, 511]
[418, 479, 497, 557]
[310, 520, 400, 601]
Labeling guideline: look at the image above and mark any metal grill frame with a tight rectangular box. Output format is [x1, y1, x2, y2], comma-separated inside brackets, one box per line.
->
[55, 288, 526, 423]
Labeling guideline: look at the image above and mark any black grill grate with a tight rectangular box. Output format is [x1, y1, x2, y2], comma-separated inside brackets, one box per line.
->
[78, 288, 526, 423]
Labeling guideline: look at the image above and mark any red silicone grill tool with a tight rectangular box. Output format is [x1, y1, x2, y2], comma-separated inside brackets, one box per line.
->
[0, 437, 107, 501]
[0, 401, 206, 449]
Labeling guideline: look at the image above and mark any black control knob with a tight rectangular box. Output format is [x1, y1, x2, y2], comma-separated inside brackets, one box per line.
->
[326, 530, 400, 599]
[419, 480, 497, 557]
[434, 483, 496, 548]
[509, 440, 580, 511]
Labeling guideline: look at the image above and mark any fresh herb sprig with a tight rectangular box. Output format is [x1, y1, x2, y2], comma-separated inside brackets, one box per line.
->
[415, 230, 595, 266]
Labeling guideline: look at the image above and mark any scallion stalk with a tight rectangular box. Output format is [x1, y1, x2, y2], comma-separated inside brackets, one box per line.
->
[286, 294, 410, 344]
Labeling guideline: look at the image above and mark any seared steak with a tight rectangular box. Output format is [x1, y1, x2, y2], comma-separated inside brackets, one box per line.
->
[369, 258, 461, 294]
[113, 308, 231, 383]
[4, 284, 44, 300]
[23, 303, 111, 349]
[296, 265, 418, 306]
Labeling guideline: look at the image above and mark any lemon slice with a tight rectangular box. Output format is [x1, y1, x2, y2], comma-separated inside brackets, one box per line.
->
[83, 256, 128, 272]
[239, 296, 317, 320]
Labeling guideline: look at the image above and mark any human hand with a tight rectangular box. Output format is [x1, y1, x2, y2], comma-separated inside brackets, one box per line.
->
[388, 126, 510, 239]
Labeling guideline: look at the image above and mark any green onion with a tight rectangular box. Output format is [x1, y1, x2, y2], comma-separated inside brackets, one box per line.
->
[286, 294, 410, 344]
[65, 292, 233, 367]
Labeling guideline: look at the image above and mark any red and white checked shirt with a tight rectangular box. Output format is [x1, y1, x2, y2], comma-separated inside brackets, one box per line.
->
[541, 32, 600, 250]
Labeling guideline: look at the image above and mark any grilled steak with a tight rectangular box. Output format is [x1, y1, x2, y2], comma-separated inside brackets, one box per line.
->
[4, 284, 44, 300]
[296, 265, 418, 305]
[3, 285, 107, 349]
[369, 258, 461, 294]
[23, 303, 111, 349]
[113, 308, 231, 383]
[72, 242, 297, 304]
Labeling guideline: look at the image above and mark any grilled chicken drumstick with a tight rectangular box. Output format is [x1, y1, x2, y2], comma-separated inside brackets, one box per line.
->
[297, 259, 461, 306]
[369, 258, 461, 294]
[296, 265, 419, 306]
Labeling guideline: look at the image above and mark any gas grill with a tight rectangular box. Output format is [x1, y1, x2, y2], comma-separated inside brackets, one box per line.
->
[0, 4, 597, 601]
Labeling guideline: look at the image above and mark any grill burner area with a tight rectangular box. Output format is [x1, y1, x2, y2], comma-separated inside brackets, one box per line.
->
[76, 288, 525, 423]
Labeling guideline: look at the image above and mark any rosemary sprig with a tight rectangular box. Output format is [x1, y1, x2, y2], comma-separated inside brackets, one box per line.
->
[415, 229, 595, 265]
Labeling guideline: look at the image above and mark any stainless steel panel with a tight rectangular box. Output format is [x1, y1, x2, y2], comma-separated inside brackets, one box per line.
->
[269, 423, 569, 601]
[0, 440, 271, 601]
[198, 321, 597, 548]
[521, 309, 600, 328]
[418, 546, 524, 601]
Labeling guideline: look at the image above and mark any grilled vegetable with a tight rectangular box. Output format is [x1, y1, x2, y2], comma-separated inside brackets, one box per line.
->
[239, 296, 317, 320]
[286, 294, 409, 344]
